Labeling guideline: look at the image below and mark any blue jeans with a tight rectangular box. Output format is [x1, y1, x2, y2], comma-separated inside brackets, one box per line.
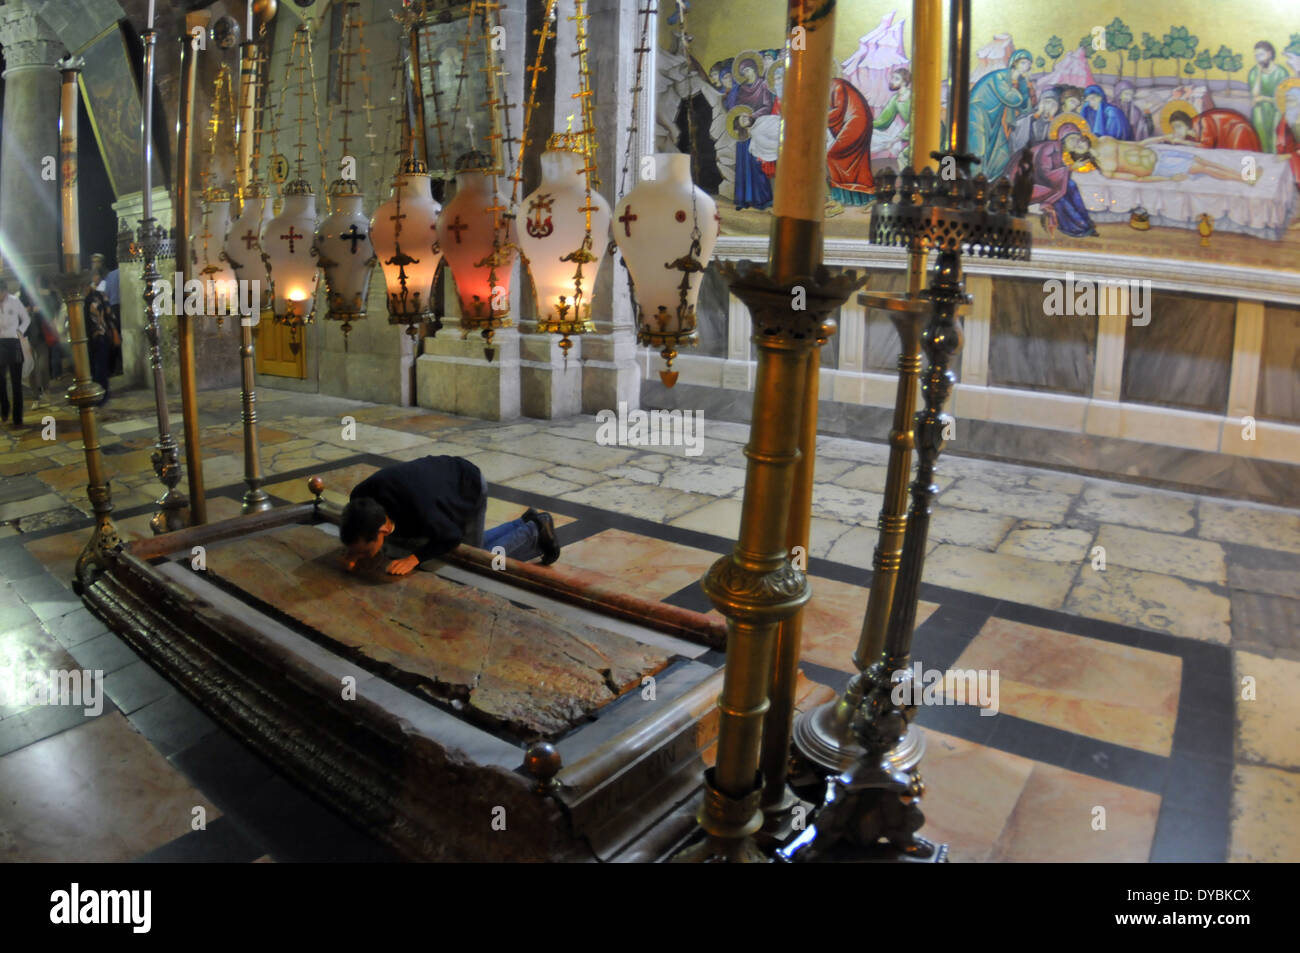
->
[461, 472, 543, 562]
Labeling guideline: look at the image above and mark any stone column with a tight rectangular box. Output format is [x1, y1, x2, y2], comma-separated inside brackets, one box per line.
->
[416, 0, 526, 420]
[518, 0, 583, 419]
[0, 1, 66, 285]
[580, 0, 645, 416]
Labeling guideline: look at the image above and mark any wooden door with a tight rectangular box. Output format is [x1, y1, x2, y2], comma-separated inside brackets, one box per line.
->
[255, 314, 307, 378]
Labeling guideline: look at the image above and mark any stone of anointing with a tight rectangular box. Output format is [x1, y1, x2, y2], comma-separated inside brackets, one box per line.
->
[202, 525, 670, 737]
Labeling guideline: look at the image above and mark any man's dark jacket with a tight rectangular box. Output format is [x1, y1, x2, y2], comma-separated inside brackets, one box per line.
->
[349, 455, 483, 561]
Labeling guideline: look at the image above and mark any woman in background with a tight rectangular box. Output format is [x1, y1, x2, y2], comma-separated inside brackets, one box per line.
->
[84, 289, 113, 405]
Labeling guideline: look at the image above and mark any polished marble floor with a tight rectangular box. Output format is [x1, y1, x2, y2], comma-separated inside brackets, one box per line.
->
[0, 384, 1297, 862]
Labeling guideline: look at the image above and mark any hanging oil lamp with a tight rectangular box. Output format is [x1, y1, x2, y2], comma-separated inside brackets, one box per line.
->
[518, 129, 610, 362]
[437, 148, 516, 360]
[317, 177, 376, 346]
[613, 152, 719, 386]
[261, 178, 320, 348]
[371, 156, 442, 338]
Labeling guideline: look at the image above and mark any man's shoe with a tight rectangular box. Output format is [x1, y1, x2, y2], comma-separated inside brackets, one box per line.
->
[523, 508, 560, 565]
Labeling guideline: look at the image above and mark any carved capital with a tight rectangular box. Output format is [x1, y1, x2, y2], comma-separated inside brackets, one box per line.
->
[0, 3, 65, 73]
[702, 553, 809, 625]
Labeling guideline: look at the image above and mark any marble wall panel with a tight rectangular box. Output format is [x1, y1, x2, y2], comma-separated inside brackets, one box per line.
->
[989, 277, 1094, 395]
[1259, 304, 1300, 424]
[862, 269, 908, 373]
[695, 263, 730, 359]
[1122, 291, 1234, 413]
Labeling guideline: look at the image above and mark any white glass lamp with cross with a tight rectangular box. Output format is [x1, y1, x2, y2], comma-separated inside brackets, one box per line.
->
[370, 155, 443, 337]
[260, 178, 320, 339]
[612, 153, 719, 382]
[316, 177, 376, 346]
[518, 130, 611, 355]
[223, 179, 274, 313]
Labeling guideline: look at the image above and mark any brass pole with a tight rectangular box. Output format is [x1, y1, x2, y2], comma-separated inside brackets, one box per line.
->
[55, 58, 121, 588]
[175, 11, 208, 525]
[855, 0, 945, 708]
[792, 0, 944, 773]
[139, 26, 190, 534]
[235, 34, 271, 514]
[676, 0, 862, 863]
[758, 342, 820, 823]
[407, 15, 430, 168]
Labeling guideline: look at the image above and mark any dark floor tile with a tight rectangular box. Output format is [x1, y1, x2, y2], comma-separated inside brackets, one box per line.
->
[986, 714, 1077, 766]
[913, 698, 997, 744]
[0, 712, 36, 756]
[798, 660, 851, 696]
[0, 543, 46, 581]
[128, 691, 220, 758]
[103, 659, 176, 715]
[1066, 738, 1169, 794]
[69, 630, 143, 676]
[11, 695, 113, 751]
[43, 606, 111, 648]
[1148, 805, 1229, 862]
[996, 601, 1144, 648]
[1230, 590, 1300, 657]
[662, 581, 713, 615]
[168, 728, 279, 810]
[0, 596, 37, 633]
[221, 774, 400, 863]
[1162, 754, 1232, 817]
[1172, 705, 1235, 765]
[1178, 662, 1235, 718]
[134, 815, 266, 864]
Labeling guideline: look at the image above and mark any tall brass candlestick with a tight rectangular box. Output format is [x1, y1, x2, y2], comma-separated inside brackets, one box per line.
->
[781, 0, 1029, 862]
[794, 0, 944, 773]
[56, 57, 121, 587]
[174, 12, 208, 524]
[140, 26, 190, 534]
[676, 0, 862, 863]
[235, 34, 270, 514]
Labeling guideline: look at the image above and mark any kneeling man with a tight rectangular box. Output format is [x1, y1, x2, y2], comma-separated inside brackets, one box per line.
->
[340, 455, 559, 575]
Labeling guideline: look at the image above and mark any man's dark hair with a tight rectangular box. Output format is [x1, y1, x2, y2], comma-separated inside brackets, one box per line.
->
[340, 497, 388, 545]
[1169, 110, 1194, 128]
[0, 279, 8, 293]
[1255, 41, 1275, 59]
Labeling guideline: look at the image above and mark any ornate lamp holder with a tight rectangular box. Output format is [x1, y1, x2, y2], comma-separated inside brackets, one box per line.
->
[783, 0, 1033, 864]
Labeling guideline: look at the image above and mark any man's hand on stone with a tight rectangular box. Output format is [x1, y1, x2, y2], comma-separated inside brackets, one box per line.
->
[386, 553, 421, 576]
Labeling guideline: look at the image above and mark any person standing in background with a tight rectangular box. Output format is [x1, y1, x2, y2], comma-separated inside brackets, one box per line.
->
[21, 289, 52, 409]
[0, 279, 31, 427]
[84, 288, 113, 405]
[104, 262, 122, 376]
[1249, 41, 1290, 154]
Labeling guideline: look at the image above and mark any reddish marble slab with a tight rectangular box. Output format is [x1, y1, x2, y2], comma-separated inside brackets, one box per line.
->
[203, 525, 671, 738]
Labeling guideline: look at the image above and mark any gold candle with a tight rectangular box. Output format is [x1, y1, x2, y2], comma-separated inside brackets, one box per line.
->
[59, 69, 79, 266]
